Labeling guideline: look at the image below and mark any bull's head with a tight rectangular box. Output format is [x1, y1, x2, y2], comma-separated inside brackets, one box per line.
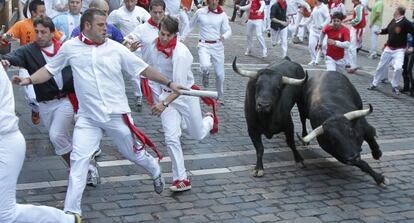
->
[300, 104, 373, 162]
[232, 57, 306, 112]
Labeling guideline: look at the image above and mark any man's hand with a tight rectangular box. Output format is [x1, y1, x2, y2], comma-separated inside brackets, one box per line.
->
[11, 75, 32, 86]
[408, 47, 414, 53]
[327, 39, 336, 45]
[316, 43, 322, 51]
[220, 35, 225, 41]
[374, 31, 380, 35]
[256, 10, 262, 16]
[130, 41, 142, 52]
[151, 102, 166, 116]
[1, 59, 10, 70]
[169, 82, 188, 94]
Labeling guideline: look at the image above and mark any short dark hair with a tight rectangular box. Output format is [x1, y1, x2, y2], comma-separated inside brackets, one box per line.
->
[80, 8, 107, 31]
[397, 6, 406, 16]
[159, 15, 179, 34]
[207, 0, 225, 5]
[332, 12, 345, 20]
[33, 16, 55, 32]
[29, 0, 45, 14]
[149, 0, 166, 11]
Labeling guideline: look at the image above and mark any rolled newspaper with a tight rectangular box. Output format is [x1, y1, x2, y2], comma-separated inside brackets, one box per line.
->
[178, 89, 218, 99]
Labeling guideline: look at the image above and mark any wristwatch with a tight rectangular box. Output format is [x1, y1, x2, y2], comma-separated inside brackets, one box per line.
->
[162, 100, 169, 107]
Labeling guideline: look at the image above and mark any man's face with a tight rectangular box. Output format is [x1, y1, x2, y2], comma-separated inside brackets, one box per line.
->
[69, 0, 82, 14]
[31, 5, 46, 18]
[85, 15, 107, 43]
[150, 5, 165, 24]
[158, 26, 176, 46]
[35, 24, 54, 48]
[332, 18, 342, 30]
[393, 9, 401, 19]
[352, 0, 359, 5]
[124, 0, 137, 11]
[207, 0, 219, 10]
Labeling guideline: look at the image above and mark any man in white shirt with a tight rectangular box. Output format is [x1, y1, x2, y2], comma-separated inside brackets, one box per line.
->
[164, 0, 190, 35]
[53, 0, 82, 41]
[124, 0, 166, 105]
[301, 0, 330, 65]
[107, 0, 150, 111]
[13, 9, 184, 216]
[0, 65, 82, 223]
[148, 15, 215, 192]
[181, 0, 231, 102]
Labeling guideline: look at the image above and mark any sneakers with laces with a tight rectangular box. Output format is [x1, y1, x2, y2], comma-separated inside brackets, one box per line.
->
[153, 173, 165, 194]
[392, 87, 400, 95]
[135, 96, 142, 112]
[86, 162, 100, 187]
[202, 72, 209, 87]
[367, 85, 377, 90]
[91, 148, 102, 159]
[169, 179, 191, 192]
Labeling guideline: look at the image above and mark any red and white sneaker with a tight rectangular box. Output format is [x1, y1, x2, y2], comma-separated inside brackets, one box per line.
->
[169, 179, 191, 192]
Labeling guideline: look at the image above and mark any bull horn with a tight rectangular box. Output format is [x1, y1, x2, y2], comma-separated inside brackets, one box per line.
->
[232, 56, 258, 78]
[281, 72, 307, 86]
[343, 104, 373, 121]
[300, 126, 324, 144]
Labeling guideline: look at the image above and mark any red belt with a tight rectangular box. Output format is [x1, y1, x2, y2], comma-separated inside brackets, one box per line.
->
[199, 40, 218, 44]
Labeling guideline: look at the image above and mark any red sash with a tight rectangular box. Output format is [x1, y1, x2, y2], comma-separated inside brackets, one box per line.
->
[141, 78, 155, 106]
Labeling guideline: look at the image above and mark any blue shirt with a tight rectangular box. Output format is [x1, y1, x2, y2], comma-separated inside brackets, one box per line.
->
[70, 23, 124, 43]
[408, 21, 414, 47]
[53, 13, 81, 41]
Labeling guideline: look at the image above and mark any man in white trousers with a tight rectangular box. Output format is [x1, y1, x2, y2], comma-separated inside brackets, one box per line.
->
[301, 0, 330, 65]
[181, 0, 231, 102]
[269, 0, 288, 57]
[368, 0, 384, 59]
[291, 0, 312, 44]
[0, 66, 82, 223]
[237, 0, 268, 58]
[107, 0, 150, 111]
[164, 0, 190, 35]
[124, 0, 166, 105]
[368, 6, 414, 95]
[318, 11, 350, 74]
[149, 16, 215, 192]
[13, 9, 185, 215]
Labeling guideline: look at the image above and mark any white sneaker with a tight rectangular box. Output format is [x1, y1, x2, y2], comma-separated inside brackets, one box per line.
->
[262, 50, 268, 58]
[86, 162, 100, 187]
[244, 49, 251, 56]
[307, 61, 316, 66]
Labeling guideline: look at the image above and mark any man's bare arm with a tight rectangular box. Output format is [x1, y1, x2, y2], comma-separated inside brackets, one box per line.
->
[12, 67, 53, 85]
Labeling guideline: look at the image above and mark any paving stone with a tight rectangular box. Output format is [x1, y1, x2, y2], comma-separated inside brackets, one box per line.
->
[252, 214, 279, 222]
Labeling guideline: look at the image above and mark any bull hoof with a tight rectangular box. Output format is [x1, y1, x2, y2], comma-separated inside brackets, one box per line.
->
[378, 177, 390, 188]
[295, 161, 305, 168]
[372, 150, 382, 160]
[252, 169, 264, 177]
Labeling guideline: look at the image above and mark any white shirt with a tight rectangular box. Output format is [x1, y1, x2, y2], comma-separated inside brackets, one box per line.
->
[287, 0, 311, 15]
[306, 3, 330, 31]
[0, 66, 19, 135]
[147, 41, 194, 88]
[41, 45, 64, 90]
[182, 7, 232, 42]
[164, 0, 181, 17]
[45, 37, 149, 122]
[126, 21, 159, 62]
[330, 2, 346, 16]
[108, 6, 150, 36]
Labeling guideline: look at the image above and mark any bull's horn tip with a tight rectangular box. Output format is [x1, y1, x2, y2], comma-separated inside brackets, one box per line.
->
[368, 104, 373, 112]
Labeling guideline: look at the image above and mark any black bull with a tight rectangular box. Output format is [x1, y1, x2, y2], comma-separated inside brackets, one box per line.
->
[299, 71, 388, 186]
[232, 57, 308, 177]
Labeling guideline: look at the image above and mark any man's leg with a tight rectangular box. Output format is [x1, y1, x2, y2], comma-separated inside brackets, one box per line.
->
[198, 44, 212, 88]
[370, 51, 393, 88]
[181, 97, 213, 141]
[245, 20, 254, 54]
[211, 43, 225, 99]
[308, 29, 319, 64]
[130, 75, 143, 112]
[369, 25, 380, 58]
[254, 20, 267, 57]
[390, 50, 405, 89]
[348, 27, 359, 71]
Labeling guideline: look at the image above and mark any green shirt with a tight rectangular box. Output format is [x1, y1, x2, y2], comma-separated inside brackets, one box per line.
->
[369, 0, 384, 26]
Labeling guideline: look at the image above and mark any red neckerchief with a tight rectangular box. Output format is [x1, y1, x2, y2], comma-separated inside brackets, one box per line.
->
[156, 36, 177, 58]
[330, 2, 341, 9]
[277, 0, 287, 10]
[147, 18, 158, 28]
[39, 38, 61, 57]
[79, 32, 104, 46]
[208, 5, 223, 14]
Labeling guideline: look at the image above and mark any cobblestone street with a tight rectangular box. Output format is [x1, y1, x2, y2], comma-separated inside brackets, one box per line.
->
[9, 3, 414, 223]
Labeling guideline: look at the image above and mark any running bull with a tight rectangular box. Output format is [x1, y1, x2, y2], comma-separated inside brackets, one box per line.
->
[232, 57, 307, 177]
[299, 71, 388, 186]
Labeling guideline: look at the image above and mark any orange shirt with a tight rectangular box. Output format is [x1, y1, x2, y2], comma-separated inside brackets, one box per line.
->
[7, 19, 63, 45]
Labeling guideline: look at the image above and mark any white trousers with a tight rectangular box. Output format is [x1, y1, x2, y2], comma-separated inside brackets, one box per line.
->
[271, 27, 288, 57]
[198, 42, 225, 98]
[369, 25, 381, 55]
[372, 48, 405, 88]
[19, 68, 39, 112]
[246, 19, 267, 53]
[308, 28, 322, 63]
[39, 98, 74, 156]
[0, 130, 75, 223]
[64, 114, 160, 215]
[160, 94, 213, 181]
[130, 75, 142, 97]
[264, 5, 271, 30]
[326, 56, 347, 74]
[347, 27, 359, 69]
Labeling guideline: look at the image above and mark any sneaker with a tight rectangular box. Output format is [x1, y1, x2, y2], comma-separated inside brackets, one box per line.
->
[367, 85, 377, 90]
[292, 36, 302, 44]
[202, 73, 209, 87]
[86, 162, 100, 187]
[267, 30, 271, 38]
[135, 96, 142, 112]
[153, 174, 165, 194]
[392, 87, 400, 95]
[169, 179, 191, 192]
[381, 79, 389, 84]
[368, 53, 378, 59]
[31, 110, 40, 125]
[307, 61, 316, 66]
[73, 213, 82, 223]
[262, 51, 267, 58]
[347, 68, 357, 74]
[91, 148, 102, 159]
[244, 49, 251, 56]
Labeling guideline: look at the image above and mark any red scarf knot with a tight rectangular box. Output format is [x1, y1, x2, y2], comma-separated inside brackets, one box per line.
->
[39, 38, 61, 57]
[208, 6, 223, 14]
[277, 0, 287, 10]
[156, 36, 177, 58]
[147, 18, 158, 28]
[79, 33, 104, 46]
